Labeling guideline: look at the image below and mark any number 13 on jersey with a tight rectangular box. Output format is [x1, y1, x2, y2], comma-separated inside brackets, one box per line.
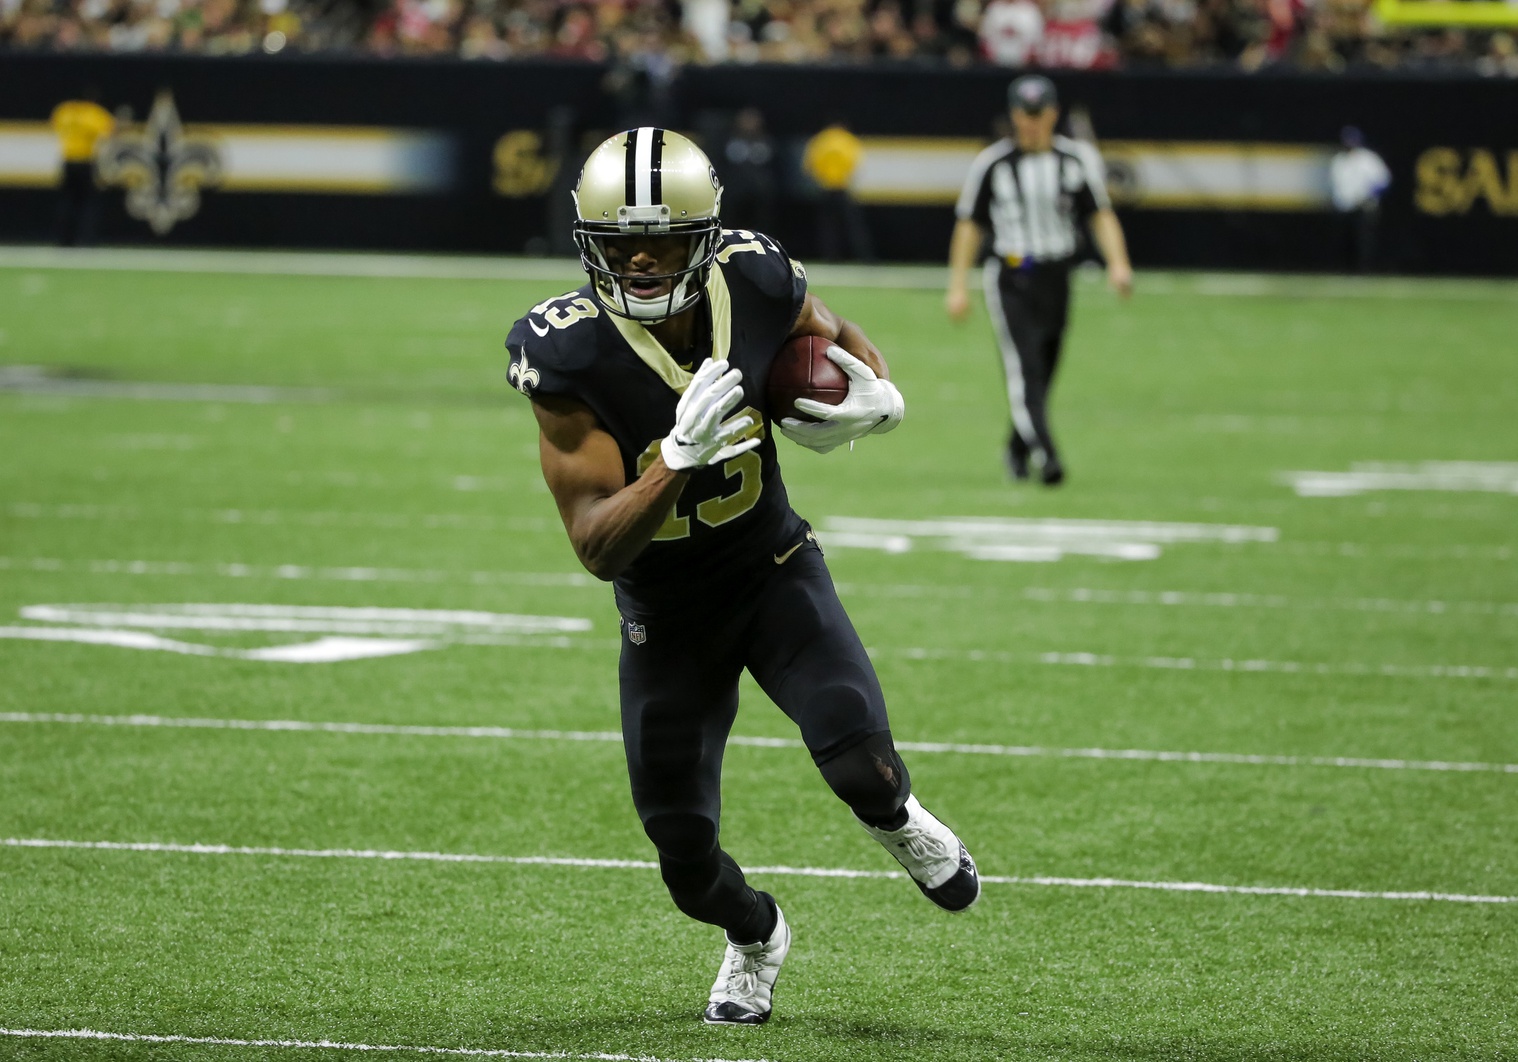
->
[637, 408, 765, 540]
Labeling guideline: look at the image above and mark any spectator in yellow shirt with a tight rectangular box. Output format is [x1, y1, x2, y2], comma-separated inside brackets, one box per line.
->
[802, 121, 874, 262]
[803, 123, 862, 192]
[50, 90, 115, 246]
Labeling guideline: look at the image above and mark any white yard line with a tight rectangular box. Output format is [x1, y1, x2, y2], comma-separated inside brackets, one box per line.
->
[19, 603, 591, 636]
[0, 1027, 766, 1062]
[1281, 462, 1518, 498]
[0, 601, 600, 664]
[3, 837, 1510, 905]
[824, 516, 1278, 544]
[820, 515, 1276, 564]
[0, 627, 612, 660]
[6, 557, 1516, 619]
[5, 503, 552, 534]
[0, 556, 599, 588]
[0, 712, 634, 744]
[3, 712, 1512, 775]
[849, 581, 1518, 618]
[3, 526, 1511, 562]
[880, 646, 1518, 682]
[0, 627, 441, 663]
[895, 739, 1518, 774]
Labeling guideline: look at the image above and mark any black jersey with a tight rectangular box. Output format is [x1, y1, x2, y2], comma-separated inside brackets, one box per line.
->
[506, 229, 811, 611]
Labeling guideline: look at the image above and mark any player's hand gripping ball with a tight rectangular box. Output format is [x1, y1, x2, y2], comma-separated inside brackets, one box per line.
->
[769, 337, 905, 454]
[766, 335, 851, 422]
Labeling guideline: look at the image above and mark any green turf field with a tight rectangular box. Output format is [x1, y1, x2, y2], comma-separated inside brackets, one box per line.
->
[1, 252, 1515, 1061]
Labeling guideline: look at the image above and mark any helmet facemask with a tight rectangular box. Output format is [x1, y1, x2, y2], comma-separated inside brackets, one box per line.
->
[573, 208, 721, 322]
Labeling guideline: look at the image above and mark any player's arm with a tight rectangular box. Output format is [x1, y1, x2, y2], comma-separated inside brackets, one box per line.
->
[532, 395, 689, 581]
[946, 218, 985, 322]
[778, 293, 904, 454]
[532, 359, 758, 580]
[788, 291, 889, 380]
[1089, 208, 1133, 298]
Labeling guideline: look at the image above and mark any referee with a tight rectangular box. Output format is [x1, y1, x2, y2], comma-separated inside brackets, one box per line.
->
[946, 75, 1132, 486]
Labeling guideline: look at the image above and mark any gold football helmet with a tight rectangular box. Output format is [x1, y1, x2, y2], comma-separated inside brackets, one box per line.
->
[572, 127, 723, 321]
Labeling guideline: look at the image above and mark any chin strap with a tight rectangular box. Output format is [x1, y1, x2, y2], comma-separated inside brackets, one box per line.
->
[618, 272, 699, 321]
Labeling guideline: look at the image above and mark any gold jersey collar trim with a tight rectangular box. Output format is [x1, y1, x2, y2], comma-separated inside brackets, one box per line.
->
[607, 264, 732, 395]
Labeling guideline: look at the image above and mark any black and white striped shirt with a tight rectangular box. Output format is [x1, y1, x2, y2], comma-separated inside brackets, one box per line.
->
[956, 135, 1111, 263]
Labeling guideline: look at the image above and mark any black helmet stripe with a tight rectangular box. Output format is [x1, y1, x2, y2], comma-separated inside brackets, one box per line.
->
[624, 128, 639, 207]
[624, 126, 667, 209]
[649, 128, 665, 206]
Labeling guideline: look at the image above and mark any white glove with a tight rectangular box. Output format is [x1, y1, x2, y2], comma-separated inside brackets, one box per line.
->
[778, 346, 905, 454]
[660, 358, 760, 471]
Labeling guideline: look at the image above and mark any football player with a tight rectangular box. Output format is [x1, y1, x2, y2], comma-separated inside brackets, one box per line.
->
[506, 128, 979, 1026]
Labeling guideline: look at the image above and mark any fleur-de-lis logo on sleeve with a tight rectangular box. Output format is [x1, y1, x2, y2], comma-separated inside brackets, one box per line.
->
[509, 350, 540, 395]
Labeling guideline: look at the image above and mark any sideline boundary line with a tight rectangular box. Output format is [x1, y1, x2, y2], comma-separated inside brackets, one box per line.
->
[4, 246, 1516, 299]
[0, 1027, 768, 1061]
[4, 837, 1511, 905]
[2, 711, 1514, 775]
[914, 647, 1518, 682]
[0, 246, 947, 289]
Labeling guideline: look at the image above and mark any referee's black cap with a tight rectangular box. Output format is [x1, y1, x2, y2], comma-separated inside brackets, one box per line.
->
[1009, 75, 1058, 112]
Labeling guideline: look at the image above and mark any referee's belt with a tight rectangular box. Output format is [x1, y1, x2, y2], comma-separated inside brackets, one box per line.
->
[1002, 253, 1071, 272]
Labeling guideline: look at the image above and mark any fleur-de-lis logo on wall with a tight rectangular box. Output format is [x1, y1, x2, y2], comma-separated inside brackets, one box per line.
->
[97, 90, 223, 236]
[509, 350, 540, 395]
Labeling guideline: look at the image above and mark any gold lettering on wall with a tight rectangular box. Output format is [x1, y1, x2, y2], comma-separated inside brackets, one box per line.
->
[493, 131, 559, 197]
[1415, 147, 1518, 216]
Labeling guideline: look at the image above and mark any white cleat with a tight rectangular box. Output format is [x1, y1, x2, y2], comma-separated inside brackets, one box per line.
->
[703, 905, 791, 1025]
[857, 795, 981, 912]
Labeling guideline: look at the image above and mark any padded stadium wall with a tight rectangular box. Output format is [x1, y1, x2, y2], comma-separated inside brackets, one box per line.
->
[2, 53, 1515, 275]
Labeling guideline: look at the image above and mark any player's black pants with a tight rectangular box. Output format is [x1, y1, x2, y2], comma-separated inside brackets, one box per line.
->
[983, 257, 1072, 462]
[617, 536, 908, 943]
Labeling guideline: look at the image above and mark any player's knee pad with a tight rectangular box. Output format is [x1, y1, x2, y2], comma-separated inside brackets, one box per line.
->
[796, 679, 888, 745]
[817, 730, 910, 826]
[642, 811, 718, 866]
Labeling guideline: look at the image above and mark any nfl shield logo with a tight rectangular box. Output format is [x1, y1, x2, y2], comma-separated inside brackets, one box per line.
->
[626, 621, 647, 646]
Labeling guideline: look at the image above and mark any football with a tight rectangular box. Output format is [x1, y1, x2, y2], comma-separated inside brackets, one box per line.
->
[767, 335, 850, 422]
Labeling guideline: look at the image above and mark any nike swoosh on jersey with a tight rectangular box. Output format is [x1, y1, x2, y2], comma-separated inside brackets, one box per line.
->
[529, 319, 550, 337]
[773, 541, 805, 565]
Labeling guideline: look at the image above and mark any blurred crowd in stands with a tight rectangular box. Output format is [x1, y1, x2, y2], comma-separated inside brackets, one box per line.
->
[4, 0, 1516, 74]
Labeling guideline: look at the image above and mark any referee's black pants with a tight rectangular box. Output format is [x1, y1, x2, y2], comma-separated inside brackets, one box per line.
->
[983, 257, 1072, 463]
